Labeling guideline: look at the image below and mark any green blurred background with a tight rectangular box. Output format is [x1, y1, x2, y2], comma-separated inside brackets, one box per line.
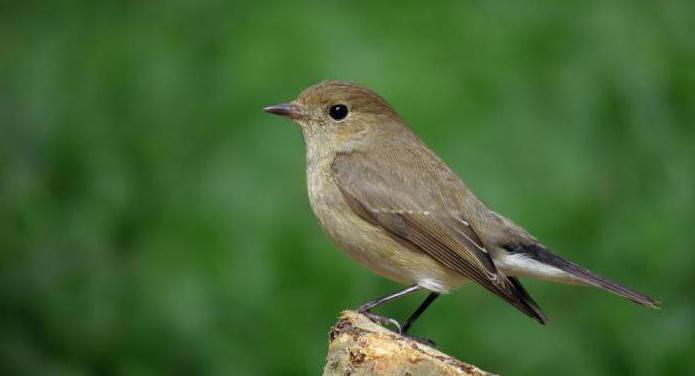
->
[1, 1, 694, 374]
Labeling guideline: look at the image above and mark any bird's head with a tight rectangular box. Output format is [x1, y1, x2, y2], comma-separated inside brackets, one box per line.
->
[264, 81, 405, 150]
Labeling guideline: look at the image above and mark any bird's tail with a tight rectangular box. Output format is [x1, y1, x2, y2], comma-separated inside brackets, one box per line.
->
[505, 276, 549, 324]
[505, 244, 661, 309]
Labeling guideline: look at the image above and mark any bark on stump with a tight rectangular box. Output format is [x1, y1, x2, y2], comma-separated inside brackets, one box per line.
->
[323, 311, 495, 376]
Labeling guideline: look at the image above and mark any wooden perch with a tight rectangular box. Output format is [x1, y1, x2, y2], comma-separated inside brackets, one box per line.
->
[323, 311, 495, 376]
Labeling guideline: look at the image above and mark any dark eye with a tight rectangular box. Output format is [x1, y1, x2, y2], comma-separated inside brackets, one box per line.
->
[329, 104, 349, 121]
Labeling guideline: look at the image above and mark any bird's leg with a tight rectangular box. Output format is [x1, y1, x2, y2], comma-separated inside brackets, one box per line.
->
[357, 284, 421, 312]
[399, 292, 440, 347]
[400, 292, 439, 335]
[357, 284, 421, 332]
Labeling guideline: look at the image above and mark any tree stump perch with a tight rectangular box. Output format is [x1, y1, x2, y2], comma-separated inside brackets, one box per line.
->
[323, 311, 495, 376]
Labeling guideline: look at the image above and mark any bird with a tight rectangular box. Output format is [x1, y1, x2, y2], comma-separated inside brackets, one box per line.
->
[263, 80, 660, 337]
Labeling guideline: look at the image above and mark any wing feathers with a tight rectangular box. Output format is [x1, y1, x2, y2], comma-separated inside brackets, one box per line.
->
[333, 151, 548, 324]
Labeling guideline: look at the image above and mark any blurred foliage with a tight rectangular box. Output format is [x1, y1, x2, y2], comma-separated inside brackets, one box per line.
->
[1, 1, 694, 375]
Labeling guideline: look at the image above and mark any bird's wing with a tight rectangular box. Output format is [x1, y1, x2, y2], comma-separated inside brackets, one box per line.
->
[332, 149, 547, 324]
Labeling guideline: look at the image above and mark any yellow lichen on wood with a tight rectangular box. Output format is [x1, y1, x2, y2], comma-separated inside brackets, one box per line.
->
[323, 311, 495, 376]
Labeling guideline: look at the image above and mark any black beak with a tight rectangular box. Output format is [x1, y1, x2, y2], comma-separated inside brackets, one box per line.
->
[263, 103, 302, 119]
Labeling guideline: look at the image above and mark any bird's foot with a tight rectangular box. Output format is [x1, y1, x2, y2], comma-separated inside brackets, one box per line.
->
[401, 334, 437, 348]
[356, 311, 436, 347]
[358, 311, 402, 333]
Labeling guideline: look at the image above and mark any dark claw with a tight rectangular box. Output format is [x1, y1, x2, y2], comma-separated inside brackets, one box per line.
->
[403, 334, 437, 348]
[356, 310, 438, 348]
[360, 312, 402, 333]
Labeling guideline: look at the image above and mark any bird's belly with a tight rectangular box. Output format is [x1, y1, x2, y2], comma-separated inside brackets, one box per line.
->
[326, 213, 465, 293]
[307, 170, 465, 293]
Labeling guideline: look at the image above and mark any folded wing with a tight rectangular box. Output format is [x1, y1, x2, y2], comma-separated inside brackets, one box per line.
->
[332, 149, 548, 324]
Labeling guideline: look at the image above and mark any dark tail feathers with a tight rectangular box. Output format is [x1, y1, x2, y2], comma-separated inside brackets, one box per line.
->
[507, 276, 549, 324]
[505, 243, 661, 309]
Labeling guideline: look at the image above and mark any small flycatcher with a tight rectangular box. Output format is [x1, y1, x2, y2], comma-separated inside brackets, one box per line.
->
[264, 80, 659, 336]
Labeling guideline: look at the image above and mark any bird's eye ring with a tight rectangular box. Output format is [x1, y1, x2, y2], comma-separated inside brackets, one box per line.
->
[329, 104, 349, 121]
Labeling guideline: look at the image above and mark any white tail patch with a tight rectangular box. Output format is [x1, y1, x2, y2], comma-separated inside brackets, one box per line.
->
[495, 253, 584, 284]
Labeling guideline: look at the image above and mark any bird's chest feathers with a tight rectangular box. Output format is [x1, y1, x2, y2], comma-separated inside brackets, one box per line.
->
[303, 132, 357, 213]
[304, 141, 342, 214]
[306, 156, 345, 225]
[304, 145, 377, 256]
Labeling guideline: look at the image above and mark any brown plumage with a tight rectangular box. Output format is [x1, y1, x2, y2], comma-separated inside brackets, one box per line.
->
[264, 80, 659, 332]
